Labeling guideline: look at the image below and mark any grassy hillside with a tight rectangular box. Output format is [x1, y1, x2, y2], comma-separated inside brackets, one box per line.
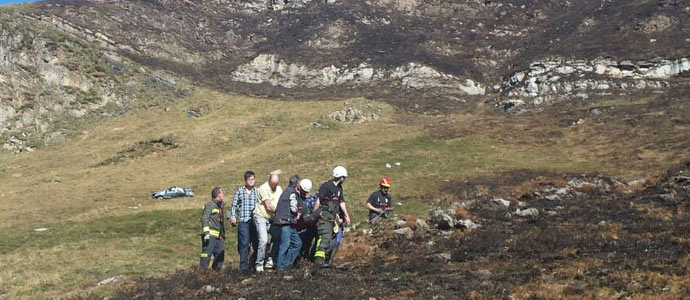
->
[2, 84, 690, 298]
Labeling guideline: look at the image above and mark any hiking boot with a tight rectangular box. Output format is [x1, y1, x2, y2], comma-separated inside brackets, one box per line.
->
[314, 257, 325, 268]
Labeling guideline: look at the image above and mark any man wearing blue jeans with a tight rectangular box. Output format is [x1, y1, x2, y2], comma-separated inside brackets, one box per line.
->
[228, 171, 259, 272]
[274, 179, 312, 269]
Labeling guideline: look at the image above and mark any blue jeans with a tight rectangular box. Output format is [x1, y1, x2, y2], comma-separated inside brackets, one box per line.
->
[276, 224, 302, 269]
[237, 220, 258, 270]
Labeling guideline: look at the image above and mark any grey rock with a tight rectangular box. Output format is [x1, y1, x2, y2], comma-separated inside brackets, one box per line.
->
[393, 227, 414, 239]
[329, 106, 378, 124]
[415, 219, 430, 231]
[499, 57, 690, 110]
[515, 208, 539, 218]
[200, 285, 215, 293]
[428, 209, 452, 228]
[544, 194, 560, 201]
[432, 252, 451, 261]
[456, 219, 481, 230]
[231, 54, 484, 95]
[492, 198, 511, 208]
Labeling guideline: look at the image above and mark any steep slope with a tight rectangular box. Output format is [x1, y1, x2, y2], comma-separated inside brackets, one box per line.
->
[2, 0, 690, 148]
[23, 0, 690, 101]
[0, 7, 189, 152]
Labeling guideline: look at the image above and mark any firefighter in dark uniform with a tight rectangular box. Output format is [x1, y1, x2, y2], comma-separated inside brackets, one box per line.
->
[199, 187, 226, 271]
[313, 166, 351, 268]
[366, 177, 393, 222]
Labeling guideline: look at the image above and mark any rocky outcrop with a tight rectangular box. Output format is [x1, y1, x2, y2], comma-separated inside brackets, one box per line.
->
[0, 13, 180, 152]
[497, 57, 690, 111]
[231, 54, 485, 95]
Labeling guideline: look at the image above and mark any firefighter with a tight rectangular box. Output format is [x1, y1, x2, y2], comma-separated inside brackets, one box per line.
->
[313, 166, 351, 268]
[365, 177, 393, 222]
[200, 187, 226, 271]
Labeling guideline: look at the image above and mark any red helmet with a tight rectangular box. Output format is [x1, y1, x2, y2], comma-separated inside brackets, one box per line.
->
[379, 176, 392, 188]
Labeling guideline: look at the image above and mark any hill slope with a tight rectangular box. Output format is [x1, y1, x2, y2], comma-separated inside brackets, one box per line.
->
[1, 1, 690, 299]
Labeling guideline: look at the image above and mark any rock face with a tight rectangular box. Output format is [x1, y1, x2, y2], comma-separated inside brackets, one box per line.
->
[231, 54, 485, 95]
[14, 0, 688, 113]
[0, 10, 187, 151]
[2, 0, 690, 149]
[498, 57, 690, 111]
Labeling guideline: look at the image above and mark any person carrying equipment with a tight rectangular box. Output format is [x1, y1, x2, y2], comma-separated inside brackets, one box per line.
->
[274, 179, 312, 269]
[200, 187, 226, 271]
[313, 166, 351, 268]
[366, 176, 393, 223]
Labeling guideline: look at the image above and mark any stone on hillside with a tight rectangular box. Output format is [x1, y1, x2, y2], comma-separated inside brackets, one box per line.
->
[428, 209, 454, 230]
[415, 219, 430, 231]
[456, 219, 481, 230]
[329, 106, 378, 124]
[492, 198, 511, 208]
[393, 227, 414, 239]
[515, 208, 539, 218]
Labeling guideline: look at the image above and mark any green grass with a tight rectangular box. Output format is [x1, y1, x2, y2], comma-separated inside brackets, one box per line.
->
[0, 208, 234, 299]
[0, 87, 684, 299]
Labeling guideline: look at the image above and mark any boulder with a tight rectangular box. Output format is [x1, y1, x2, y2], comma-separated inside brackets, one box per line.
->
[515, 208, 539, 218]
[393, 227, 414, 239]
[415, 219, 430, 231]
[428, 209, 455, 230]
[456, 219, 481, 230]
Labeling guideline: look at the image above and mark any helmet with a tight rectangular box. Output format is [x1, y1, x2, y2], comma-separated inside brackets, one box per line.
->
[332, 166, 348, 178]
[379, 176, 392, 188]
[300, 179, 313, 193]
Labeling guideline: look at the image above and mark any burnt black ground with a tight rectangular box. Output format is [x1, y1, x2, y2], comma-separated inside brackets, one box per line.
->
[75, 161, 690, 300]
[26, 0, 690, 108]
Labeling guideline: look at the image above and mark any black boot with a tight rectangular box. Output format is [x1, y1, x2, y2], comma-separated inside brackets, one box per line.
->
[326, 246, 339, 268]
[314, 256, 325, 268]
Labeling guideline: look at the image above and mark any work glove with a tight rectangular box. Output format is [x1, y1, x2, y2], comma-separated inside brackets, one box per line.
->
[203, 232, 211, 241]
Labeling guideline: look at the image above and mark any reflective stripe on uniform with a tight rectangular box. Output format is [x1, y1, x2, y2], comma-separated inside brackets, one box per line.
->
[201, 226, 210, 234]
[200, 253, 209, 258]
[211, 208, 220, 215]
[209, 230, 220, 237]
[314, 235, 326, 258]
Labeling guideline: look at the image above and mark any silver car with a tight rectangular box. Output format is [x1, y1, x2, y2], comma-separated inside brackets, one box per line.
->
[150, 186, 195, 199]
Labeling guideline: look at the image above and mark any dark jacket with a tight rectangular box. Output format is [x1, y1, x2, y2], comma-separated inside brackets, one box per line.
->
[367, 190, 392, 220]
[274, 186, 302, 225]
[201, 199, 225, 238]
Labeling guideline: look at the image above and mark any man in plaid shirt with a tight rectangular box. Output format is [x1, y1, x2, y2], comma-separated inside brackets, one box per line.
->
[228, 170, 259, 272]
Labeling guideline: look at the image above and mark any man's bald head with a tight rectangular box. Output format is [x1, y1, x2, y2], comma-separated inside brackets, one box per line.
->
[268, 170, 281, 189]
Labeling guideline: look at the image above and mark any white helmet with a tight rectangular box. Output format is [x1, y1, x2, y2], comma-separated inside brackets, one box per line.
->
[299, 179, 313, 192]
[332, 166, 348, 178]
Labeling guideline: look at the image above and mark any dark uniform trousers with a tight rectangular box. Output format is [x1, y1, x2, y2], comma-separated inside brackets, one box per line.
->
[200, 236, 225, 271]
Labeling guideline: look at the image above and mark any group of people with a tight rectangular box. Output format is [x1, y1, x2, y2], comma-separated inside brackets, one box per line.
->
[199, 166, 394, 272]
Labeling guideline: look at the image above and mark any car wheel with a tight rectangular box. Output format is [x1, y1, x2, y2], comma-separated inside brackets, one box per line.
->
[155, 196, 163, 199]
